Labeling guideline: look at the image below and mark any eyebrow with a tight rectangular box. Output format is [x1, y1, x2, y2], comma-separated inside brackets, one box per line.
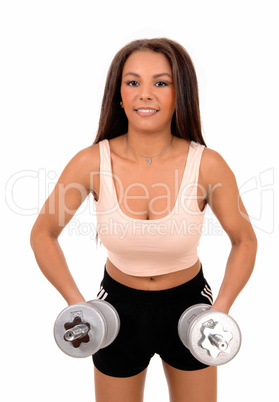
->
[123, 72, 172, 79]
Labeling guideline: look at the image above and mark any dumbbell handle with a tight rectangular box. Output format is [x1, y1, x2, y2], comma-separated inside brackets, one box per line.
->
[208, 334, 229, 351]
[64, 324, 89, 342]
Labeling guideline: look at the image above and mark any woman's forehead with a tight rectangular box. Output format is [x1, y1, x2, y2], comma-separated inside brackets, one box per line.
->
[122, 50, 172, 76]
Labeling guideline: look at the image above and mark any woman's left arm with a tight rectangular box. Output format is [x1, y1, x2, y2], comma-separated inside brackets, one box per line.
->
[201, 148, 258, 314]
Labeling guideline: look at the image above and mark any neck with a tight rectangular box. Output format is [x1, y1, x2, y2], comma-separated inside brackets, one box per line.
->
[126, 130, 173, 156]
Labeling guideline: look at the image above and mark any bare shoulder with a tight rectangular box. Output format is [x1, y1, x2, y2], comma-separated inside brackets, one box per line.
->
[201, 146, 236, 180]
[201, 146, 229, 169]
[201, 147, 235, 174]
[65, 143, 99, 171]
[57, 143, 100, 192]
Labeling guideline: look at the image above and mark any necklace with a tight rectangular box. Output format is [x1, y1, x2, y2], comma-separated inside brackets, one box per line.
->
[126, 134, 174, 165]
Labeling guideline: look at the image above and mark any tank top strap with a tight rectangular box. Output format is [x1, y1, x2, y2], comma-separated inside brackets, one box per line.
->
[96, 139, 116, 208]
[182, 141, 205, 186]
[98, 139, 111, 172]
[176, 141, 205, 214]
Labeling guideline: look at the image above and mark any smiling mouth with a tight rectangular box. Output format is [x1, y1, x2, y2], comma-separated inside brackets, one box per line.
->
[135, 109, 159, 115]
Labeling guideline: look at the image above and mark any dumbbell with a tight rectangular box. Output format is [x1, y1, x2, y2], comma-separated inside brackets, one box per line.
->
[178, 304, 241, 366]
[54, 299, 120, 358]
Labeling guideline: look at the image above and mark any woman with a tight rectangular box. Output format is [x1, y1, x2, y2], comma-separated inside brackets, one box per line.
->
[30, 38, 257, 402]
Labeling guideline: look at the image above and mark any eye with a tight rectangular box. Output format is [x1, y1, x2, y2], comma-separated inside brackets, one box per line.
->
[127, 80, 139, 87]
[155, 81, 168, 87]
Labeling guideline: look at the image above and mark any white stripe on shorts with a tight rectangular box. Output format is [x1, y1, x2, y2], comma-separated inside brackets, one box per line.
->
[205, 284, 212, 296]
[201, 285, 213, 304]
[201, 291, 213, 304]
[97, 288, 105, 299]
[97, 285, 108, 301]
[100, 292, 108, 300]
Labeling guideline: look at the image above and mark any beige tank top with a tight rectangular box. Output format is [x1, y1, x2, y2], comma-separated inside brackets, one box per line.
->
[94, 139, 207, 276]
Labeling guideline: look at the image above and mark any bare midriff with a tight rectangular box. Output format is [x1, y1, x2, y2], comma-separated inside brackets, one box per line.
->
[105, 258, 201, 291]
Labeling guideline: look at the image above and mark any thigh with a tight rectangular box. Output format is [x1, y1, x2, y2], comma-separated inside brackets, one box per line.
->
[162, 361, 217, 402]
[94, 366, 148, 402]
[158, 273, 213, 371]
[93, 279, 155, 377]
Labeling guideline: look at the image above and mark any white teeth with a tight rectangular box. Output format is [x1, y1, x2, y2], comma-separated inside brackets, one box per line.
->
[137, 109, 157, 113]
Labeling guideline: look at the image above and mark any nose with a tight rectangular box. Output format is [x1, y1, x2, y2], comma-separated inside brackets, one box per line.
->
[140, 93, 153, 101]
[139, 84, 154, 101]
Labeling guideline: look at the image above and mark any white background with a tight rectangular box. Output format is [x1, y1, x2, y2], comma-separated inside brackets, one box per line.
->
[1, 0, 278, 400]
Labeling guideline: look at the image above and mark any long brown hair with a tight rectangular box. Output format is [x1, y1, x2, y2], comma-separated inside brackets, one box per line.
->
[93, 38, 206, 146]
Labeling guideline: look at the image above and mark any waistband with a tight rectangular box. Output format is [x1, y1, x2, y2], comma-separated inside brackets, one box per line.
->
[101, 265, 206, 302]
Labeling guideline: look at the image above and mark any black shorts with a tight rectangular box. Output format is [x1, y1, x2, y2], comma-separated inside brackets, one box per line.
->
[92, 265, 213, 377]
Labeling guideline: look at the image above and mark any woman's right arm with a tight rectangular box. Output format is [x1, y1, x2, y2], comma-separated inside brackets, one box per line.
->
[30, 144, 100, 305]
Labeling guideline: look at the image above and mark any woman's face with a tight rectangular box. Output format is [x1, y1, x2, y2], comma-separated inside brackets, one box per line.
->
[120, 50, 175, 135]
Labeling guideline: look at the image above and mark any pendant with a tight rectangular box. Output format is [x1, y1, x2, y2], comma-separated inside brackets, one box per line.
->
[147, 157, 152, 165]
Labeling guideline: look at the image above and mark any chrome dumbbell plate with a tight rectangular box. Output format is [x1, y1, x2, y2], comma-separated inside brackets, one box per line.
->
[88, 300, 120, 349]
[54, 300, 120, 358]
[178, 304, 242, 366]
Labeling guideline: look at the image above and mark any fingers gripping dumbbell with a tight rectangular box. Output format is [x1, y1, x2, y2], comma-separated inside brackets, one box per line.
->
[54, 300, 120, 358]
[178, 304, 242, 366]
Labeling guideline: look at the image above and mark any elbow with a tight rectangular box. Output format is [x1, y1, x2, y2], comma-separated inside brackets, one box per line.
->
[30, 224, 39, 252]
[252, 230, 258, 251]
[251, 231, 258, 261]
[30, 217, 42, 250]
[246, 234, 258, 262]
[231, 230, 258, 266]
[30, 222, 54, 252]
[247, 226, 258, 256]
[230, 226, 258, 256]
[243, 235, 258, 274]
[30, 221, 60, 253]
